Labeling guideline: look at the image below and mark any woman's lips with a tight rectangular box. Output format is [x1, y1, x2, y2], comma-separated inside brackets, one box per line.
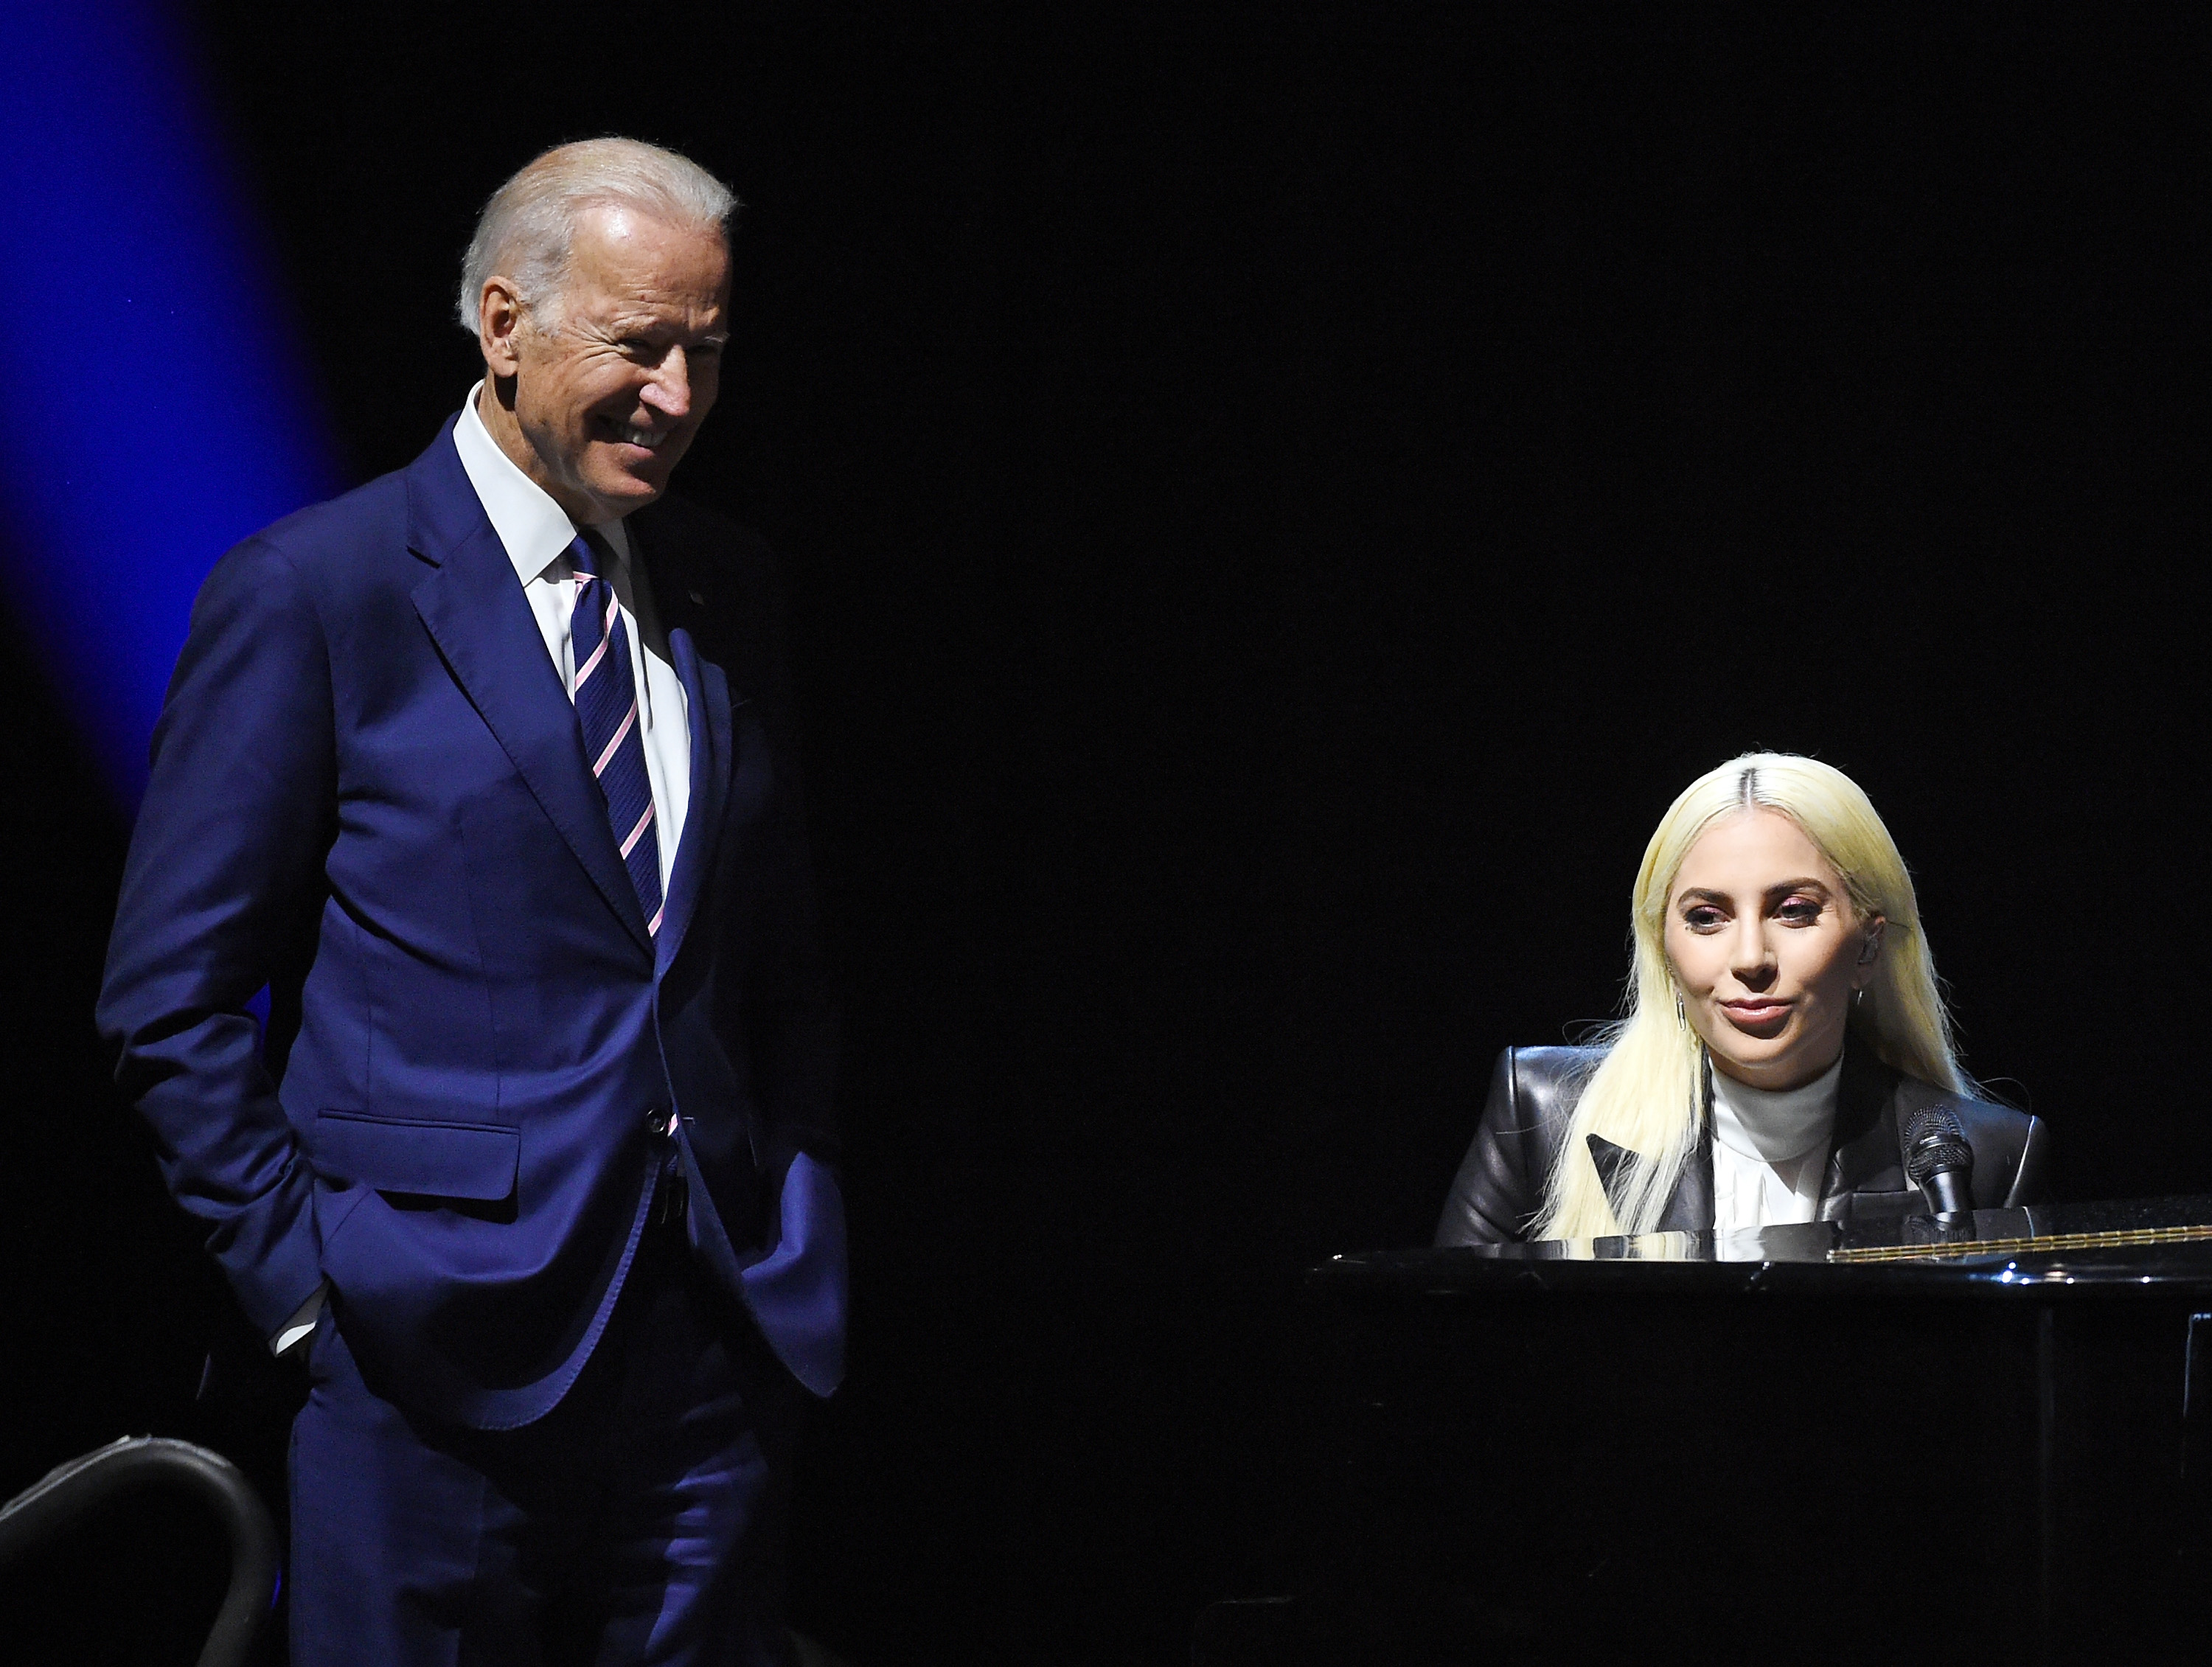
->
[1720, 999, 1792, 1031]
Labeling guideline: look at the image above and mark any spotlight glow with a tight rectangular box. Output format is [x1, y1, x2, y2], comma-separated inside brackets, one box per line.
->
[0, 0, 341, 804]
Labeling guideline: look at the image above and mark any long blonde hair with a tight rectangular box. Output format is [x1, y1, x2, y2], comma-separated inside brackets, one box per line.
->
[1530, 753, 1965, 1240]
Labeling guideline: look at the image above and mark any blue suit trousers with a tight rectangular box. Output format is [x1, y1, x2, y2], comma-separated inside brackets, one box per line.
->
[289, 1222, 803, 1666]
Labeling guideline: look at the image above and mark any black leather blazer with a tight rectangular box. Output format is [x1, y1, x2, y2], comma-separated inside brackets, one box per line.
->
[1435, 1041, 2051, 1245]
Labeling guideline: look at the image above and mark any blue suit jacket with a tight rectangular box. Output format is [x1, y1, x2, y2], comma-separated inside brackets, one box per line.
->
[98, 422, 846, 1428]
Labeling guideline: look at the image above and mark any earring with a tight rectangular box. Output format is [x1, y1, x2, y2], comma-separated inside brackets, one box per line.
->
[1674, 989, 1686, 1028]
[1853, 986, 1867, 1009]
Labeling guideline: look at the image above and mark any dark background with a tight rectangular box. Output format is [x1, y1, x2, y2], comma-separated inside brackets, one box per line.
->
[3, 2, 2204, 1661]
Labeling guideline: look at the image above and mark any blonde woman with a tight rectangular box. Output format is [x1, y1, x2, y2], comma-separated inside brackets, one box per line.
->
[1436, 754, 2048, 1245]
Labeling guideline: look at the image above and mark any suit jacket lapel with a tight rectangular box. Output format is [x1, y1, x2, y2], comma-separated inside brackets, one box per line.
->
[1585, 1130, 1714, 1233]
[654, 626, 731, 976]
[405, 433, 654, 956]
[1585, 1135, 1633, 1208]
[1654, 1046, 1717, 1231]
[1820, 1040, 1912, 1215]
[1654, 1132, 1714, 1232]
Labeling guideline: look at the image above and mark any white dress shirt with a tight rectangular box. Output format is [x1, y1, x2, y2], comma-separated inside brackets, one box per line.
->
[271, 390, 695, 1356]
[452, 383, 690, 893]
[1708, 1054, 1843, 1231]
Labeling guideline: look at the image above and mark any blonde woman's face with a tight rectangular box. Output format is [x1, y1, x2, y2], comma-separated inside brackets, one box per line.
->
[1662, 808, 1884, 1092]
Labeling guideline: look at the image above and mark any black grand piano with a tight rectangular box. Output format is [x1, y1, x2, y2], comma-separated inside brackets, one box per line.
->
[1201, 1198, 2212, 1666]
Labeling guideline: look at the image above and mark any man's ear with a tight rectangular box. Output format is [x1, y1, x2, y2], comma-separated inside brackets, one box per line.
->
[479, 276, 526, 377]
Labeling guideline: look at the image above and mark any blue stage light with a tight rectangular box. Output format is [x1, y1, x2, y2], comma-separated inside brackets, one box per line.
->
[0, 0, 341, 807]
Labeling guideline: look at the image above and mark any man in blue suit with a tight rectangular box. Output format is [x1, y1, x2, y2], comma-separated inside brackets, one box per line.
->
[97, 137, 844, 1665]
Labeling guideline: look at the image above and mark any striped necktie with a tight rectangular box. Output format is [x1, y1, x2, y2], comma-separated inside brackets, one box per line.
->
[568, 530, 664, 937]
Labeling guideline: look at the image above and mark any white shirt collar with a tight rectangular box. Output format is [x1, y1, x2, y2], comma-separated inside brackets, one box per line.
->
[452, 380, 630, 582]
[1708, 1051, 1842, 1166]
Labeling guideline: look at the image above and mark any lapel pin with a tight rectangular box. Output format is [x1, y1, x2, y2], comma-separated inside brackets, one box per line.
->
[687, 589, 706, 605]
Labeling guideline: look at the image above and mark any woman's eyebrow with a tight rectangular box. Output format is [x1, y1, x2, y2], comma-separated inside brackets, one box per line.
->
[1674, 887, 1731, 905]
[1763, 877, 1834, 899]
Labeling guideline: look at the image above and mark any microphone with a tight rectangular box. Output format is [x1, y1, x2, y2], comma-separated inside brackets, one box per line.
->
[1904, 1105, 1975, 1219]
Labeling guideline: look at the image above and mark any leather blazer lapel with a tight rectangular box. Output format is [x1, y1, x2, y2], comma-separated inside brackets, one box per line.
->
[1585, 1135, 1632, 1208]
[1585, 1131, 1714, 1233]
[1655, 1133, 1714, 1232]
[405, 438, 653, 956]
[1656, 1047, 1717, 1231]
[1819, 1041, 1912, 1216]
[1588, 1045, 1715, 1231]
[654, 626, 731, 976]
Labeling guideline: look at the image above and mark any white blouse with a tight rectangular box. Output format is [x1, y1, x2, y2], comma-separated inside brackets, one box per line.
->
[1708, 1054, 1843, 1231]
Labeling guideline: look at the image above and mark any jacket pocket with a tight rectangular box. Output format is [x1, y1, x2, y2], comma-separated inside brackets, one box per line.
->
[311, 1110, 518, 1202]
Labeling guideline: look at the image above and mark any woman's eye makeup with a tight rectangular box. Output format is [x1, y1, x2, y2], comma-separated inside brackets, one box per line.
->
[1681, 905, 1727, 930]
[1774, 894, 1826, 924]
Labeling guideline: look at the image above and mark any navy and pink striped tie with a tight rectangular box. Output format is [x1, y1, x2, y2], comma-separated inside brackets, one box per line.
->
[568, 532, 664, 937]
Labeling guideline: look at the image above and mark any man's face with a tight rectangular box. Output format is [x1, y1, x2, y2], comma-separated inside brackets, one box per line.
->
[481, 204, 731, 524]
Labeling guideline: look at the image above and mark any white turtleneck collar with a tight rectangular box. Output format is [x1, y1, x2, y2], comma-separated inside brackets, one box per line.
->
[1710, 1052, 1842, 1164]
[1708, 1051, 1843, 1230]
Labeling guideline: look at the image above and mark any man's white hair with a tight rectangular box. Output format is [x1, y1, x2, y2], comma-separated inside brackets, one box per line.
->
[456, 136, 737, 335]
